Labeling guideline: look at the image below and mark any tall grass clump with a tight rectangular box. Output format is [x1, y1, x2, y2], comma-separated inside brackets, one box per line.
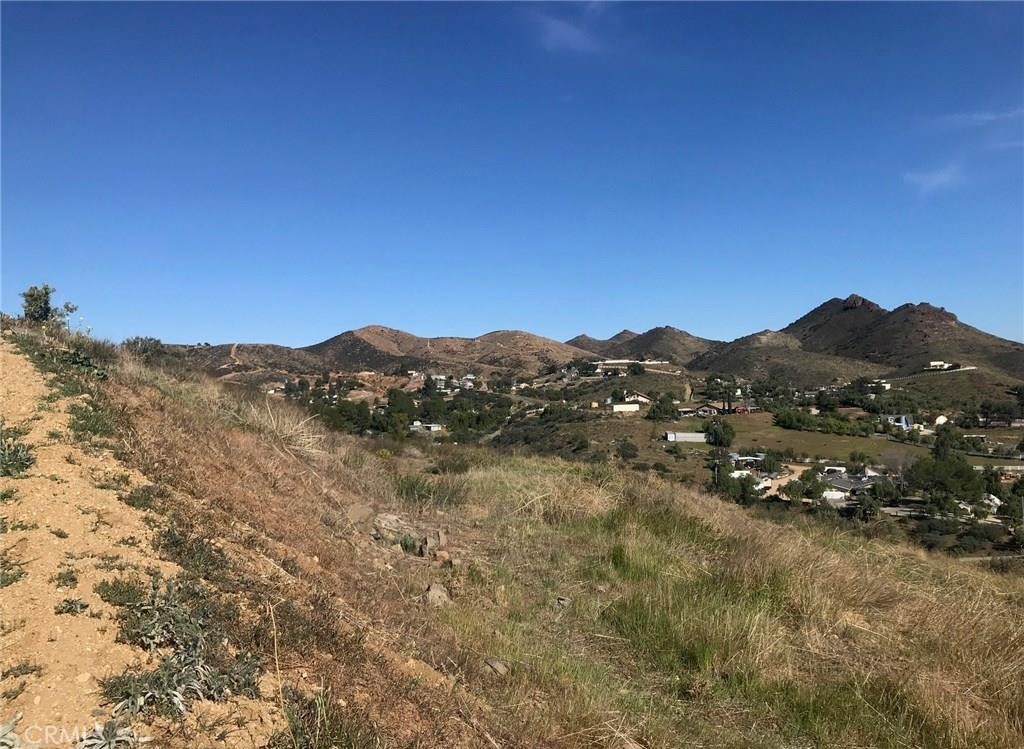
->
[395, 472, 467, 508]
[271, 688, 377, 749]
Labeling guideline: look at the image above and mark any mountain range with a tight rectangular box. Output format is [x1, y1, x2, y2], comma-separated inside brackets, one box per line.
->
[167, 295, 1023, 387]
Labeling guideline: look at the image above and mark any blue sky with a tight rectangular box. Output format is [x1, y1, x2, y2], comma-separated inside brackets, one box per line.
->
[3, 2, 1022, 346]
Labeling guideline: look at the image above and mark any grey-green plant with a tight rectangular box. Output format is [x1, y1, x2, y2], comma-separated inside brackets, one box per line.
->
[52, 568, 79, 589]
[0, 554, 25, 588]
[55, 598, 89, 615]
[0, 422, 34, 477]
[77, 719, 149, 749]
[101, 577, 260, 718]
[0, 713, 25, 749]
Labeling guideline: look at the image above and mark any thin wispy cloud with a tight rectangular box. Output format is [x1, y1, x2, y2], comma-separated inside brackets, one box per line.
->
[931, 107, 1024, 129]
[532, 11, 602, 54]
[903, 162, 964, 195]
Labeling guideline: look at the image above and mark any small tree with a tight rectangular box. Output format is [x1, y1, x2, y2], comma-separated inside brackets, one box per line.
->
[20, 284, 77, 326]
[646, 393, 678, 421]
[781, 480, 804, 502]
[857, 493, 882, 521]
[703, 419, 735, 448]
[122, 336, 164, 363]
[616, 438, 639, 460]
[627, 362, 646, 376]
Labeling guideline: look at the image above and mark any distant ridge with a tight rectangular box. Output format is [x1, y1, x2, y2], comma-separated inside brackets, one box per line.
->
[566, 329, 638, 357]
[695, 294, 1024, 383]
[164, 294, 1024, 386]
[303, 325, 594, 374]
[567, 327, 718, 362]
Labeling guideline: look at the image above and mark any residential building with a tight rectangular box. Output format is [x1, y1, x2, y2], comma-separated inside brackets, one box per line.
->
[664, 431, 705, 443]
[882, 414, 913, 431]
[610, 403, 641, 414]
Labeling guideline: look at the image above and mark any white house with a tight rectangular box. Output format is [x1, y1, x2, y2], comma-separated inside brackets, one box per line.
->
[625, 391, 653, 405]
[882, 414, 913, 431]
[664, 431, 705, 443]
[981, 494, 1003, 513]
[822, 490, 850, 508]
[410, 420, 443, 433]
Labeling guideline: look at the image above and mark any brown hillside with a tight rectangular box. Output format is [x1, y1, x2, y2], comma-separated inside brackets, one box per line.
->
[781, 295, 1023, 380]
[782, 294, 888, 352]
[833, 303, 1024, 378]
[607, 325, 720, 363]
[688, 329, 887, 384]
[306, 325, 594, 374]
[566, 329, 639, 356]
[165, 342, 327, 385]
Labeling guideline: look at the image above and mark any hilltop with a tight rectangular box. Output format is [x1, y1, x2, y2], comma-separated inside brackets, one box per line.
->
[781, 294, 1024, 378]
[566, 329, 640, 357]
[304, 325, 595, 374]
[691, 294, 1023, 385]
[569, 326, 720, 364]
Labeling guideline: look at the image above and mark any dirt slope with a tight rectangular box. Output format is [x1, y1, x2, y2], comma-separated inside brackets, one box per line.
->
[0, 338, 281, 747]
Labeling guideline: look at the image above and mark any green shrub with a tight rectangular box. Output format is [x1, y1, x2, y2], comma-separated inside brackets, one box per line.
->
[0, 421, 34, 477]
[0, 552, 25, 588]
[155, 518, 229, 579]
[51, 568, 79, 589]
[68, 401, 115, 438]
[102, 577, 261, 717]
[55, 598, 89, 615]
[119, 485, 165, 510]
[1, 661, 41, 680]
[95, 577, 147, 607]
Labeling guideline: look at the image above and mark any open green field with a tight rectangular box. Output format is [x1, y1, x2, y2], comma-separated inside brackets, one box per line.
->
[725, 412, 1024, 467]
[514, 410, 1024, 474]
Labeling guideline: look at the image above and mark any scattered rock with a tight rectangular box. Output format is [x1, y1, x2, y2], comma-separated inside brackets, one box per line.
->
[426, 583, 451, 607]
[422, 529, 448, 557]
[434, 550, 451, 565]
[556, 595, 572, 608]
[483, 658, 509, 677]
[75, 672, 92, 684]
[347, 504, 374, 525]
[372, 513, 416, 545]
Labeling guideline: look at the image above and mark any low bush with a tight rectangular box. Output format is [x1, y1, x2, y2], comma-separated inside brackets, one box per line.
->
[0, 421, 34, 477]
[271, 688, 377, 749]
[102, 576, 261, 717]
[395, 473, 467, 508]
